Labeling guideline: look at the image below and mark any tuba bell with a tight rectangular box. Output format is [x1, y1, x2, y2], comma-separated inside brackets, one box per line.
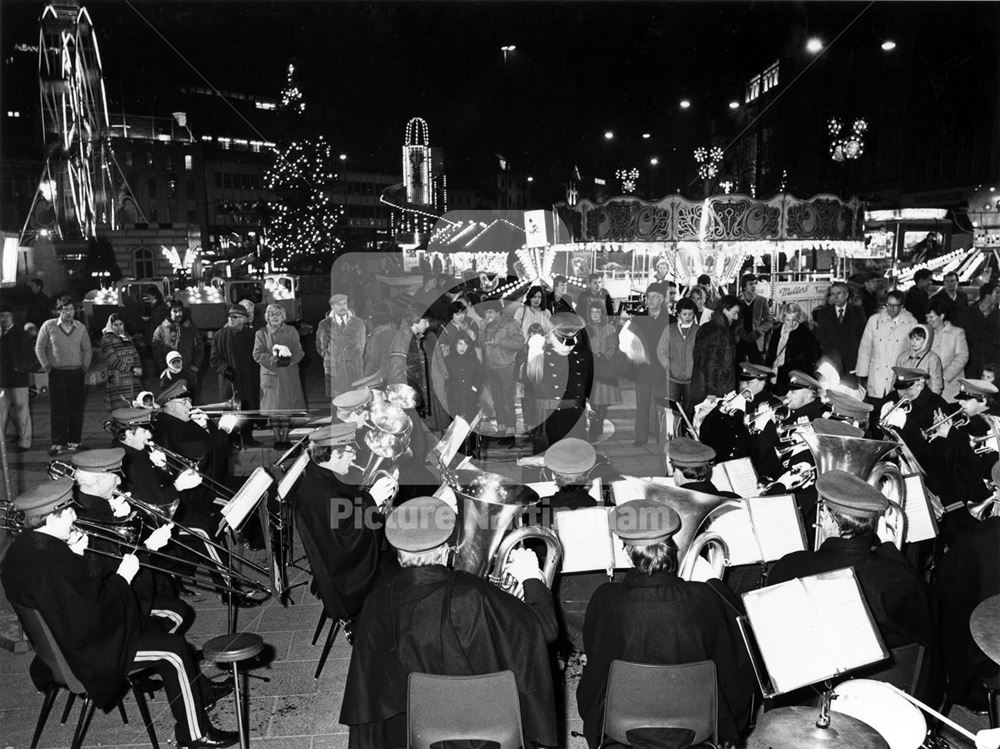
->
[641, 482, 735, 581]
[801, 420, 908, 549]
[445, 468, 563, 590]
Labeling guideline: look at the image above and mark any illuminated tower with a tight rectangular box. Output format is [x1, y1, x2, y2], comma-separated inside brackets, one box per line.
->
[395, 117, 447, 246]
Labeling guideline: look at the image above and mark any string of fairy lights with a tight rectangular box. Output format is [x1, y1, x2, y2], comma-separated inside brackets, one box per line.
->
[263, 65, 344, 260]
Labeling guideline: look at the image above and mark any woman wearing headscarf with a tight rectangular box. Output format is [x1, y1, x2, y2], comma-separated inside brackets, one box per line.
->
[100, 313, 143, 411]
[253, 304, 305, 448]
[764, 302, 821, 395]
[895, 324, 944, 395]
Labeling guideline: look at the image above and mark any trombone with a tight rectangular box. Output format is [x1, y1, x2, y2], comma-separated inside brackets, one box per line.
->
[47, 461, 270, 586]
[920, 408, 970, 440]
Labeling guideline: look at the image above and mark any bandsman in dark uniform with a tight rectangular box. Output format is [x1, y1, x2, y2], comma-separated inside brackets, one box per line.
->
[578, 500, 756, 748]
[878, 366, 947, 463]
[287, 422, 396, 634]
[1, 481, 238, 749]
[543, 437, 600, 511]
[330, 387, 374, 482]
[923, 378, 998, 546]
[340, 496, 558, 748]
[110, 407, 231, 595]
[768, 470, 938, 699]
[952, 378, 999, 482]
[152, 381, 234, 515]
[69, 448, 132, 524]
[528, 311, 594, 451]
[666, 437, 739, 498]
[825, 389, 874, 435]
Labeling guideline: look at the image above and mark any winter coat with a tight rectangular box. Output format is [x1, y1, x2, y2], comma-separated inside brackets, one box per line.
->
[362, 323, 397, 380]
[894, 324, 944, 395]
[253, 323, 305, 410]
[657, 321, 699, 386]
[690, 310, 736, 404]
[855, 309, 918, 398]
[482, 315, 525, 369]
[317, 312, 366, 397]
[151, 318, 203, 372]
[764, 323, 822, 394]
[100, 332, 142, 411]
[929, 322, 970, 402]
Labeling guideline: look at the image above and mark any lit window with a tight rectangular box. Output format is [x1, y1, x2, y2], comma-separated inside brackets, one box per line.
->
[762, 61, 780, 92]
[184, 154, 193, 170]
[746, 74, 761, 103]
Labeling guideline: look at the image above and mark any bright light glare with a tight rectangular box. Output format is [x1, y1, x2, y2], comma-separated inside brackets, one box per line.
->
[642, 132, 651, 139]
[604, 131, 614, 140]
[881, 40, 896, 51]
[806, 38, 824, 53]
[679, 99, 691, 109]
[526, 176, 534, 183]
[729, 101, 739, 110]
[649, 157, 659, 166]
[339, 153, 347, 161]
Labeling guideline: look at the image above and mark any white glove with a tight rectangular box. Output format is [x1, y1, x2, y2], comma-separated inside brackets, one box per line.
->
[116, 553, 140, 584]
[504, 547, 544, 584]
[880, 401, 907, 429]
[719, 392, 746, 415]
[527, 333, 545, 357]
[218, 413, 239, 434]
[143, 523, 174, 551]
[976, 727, 1000, 749]
[173, 468, 203, 491]
[368, 475, 398, 509]
[190, 409, 209, 429]
[108, 495, 132, 519]
[149, 448, 168, 469]
[68, 530, 89, 557]
[272, 344, 292, 357]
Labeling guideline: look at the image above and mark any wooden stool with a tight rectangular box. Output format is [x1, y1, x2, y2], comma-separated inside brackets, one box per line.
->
[202, 633, 264, 749]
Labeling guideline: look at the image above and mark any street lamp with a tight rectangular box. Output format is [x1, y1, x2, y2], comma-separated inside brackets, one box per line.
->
[642, 132, 651, 139]
[880, 40, 896, 51]
[649, 157, 659, 166]
[604, 130, 614, 140]
[679, 99, 691, 110]
[501, 44, 516, 68]
[806, 37, 824, 54]
[728, 101, 740, 110]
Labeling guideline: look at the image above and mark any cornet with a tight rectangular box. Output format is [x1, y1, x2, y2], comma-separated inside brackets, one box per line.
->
[920, 408, 969, 440]
[878, 397, 912, 429]
[719, 388, 753, 414]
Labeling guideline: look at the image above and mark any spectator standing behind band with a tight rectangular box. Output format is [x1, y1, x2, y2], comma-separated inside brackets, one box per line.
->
[961, 281, 1000, 378]
[100, 313, 143, 412]
[813, 281, 866, 376]
[210, 305, 260, 445]
[316, 293, 365, 398]
[151, 300, 204, 378]
[481, 300, 524, 442]
[895, 324, 944, 395]
[159, 351, 199, 401]
[764, 302, 821, 394]
[0, 306, 34, 450]
[688, 284, 714, 325]
[657, 297, 699, 412]
[253, 304, 305, 448]
[24, 277, 51, 328]
[855, 290, 917, 402]
[361, 301, 397, 380]
[734, 273, 773, 365]
[585, 300, 621, 442]
[625, 282, 670, 446]
[36, 296, 92, 455]
[689, 295, 740, 405]
[575, 273, 615, 317]
[927, 297, 969, 402]
[932, 271, 969, 317]
[551, 275, 576, 314]
[443, 331, 481, 423]
[858, 273, 882, 318]
[905, 268, 934, 322]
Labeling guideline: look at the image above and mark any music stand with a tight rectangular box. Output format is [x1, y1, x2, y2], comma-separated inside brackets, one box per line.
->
[217, 467, 274, 631]
[273, 451, 312, 604]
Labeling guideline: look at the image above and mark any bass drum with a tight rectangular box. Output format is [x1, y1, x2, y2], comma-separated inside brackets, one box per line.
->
[831, 679, 926, 749]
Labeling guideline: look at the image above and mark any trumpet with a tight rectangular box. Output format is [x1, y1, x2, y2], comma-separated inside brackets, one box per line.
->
[745, 403, 789, 434]
[719, 388, 753, 414]
[878, 397, 913, 428]
[920, 408, 969, 440]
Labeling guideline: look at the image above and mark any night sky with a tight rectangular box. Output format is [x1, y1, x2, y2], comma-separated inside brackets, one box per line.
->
[1, 1, 984, 185]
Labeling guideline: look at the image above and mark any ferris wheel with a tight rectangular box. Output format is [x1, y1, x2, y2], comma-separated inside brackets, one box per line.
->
[23, 1, 116, 242]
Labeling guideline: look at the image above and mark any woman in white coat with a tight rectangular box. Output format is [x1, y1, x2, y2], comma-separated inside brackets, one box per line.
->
[927, 297, 969, 402]
[253, 303, 305, 448]
[855, 290, 918, 399]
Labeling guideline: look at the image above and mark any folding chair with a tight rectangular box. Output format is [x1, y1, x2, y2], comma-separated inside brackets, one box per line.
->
[13, 604, 159, 749]
[407, 670, 524, 749]
[601, 659, 718, 748]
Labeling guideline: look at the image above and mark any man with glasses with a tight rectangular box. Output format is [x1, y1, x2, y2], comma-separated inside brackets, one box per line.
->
[856, 290, 918, 419]
[35, 295, 92, 455]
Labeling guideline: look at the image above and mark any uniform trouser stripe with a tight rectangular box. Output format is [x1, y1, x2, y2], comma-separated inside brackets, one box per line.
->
[149, 608, 183, 633]
[181, 527, 232, 585]
[132, 648, 206, 741]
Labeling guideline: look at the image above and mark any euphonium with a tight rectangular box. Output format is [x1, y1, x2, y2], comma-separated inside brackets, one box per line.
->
[644, 482, 735, 581]
[446, 469, 563, 590]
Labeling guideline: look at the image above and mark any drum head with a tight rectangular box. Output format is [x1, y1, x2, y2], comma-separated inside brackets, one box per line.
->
[831, 679, 926, 749]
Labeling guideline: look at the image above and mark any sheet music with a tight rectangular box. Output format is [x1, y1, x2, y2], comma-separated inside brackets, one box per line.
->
[901, 474, 938, 543]
[712, 458, 759, 498]
[553, 507, 632, 573]
[707, 495, 805, 565]
[528, 479, 602, 504]
[612, 476, 675, 505]
[219, 467, 274, 532]
[433, 415, 472, 468]
[801, 570, 887, 674]
[742, 568, 886, 694]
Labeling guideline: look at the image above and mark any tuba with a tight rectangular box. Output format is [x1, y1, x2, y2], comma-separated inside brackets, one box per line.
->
[801, 421, 908, 549]
[642, 482, 735, 581]
[445, 468, 563, 590]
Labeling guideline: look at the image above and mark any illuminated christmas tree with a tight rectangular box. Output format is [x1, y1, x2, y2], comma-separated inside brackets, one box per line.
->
[263, 63, 344, 262]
